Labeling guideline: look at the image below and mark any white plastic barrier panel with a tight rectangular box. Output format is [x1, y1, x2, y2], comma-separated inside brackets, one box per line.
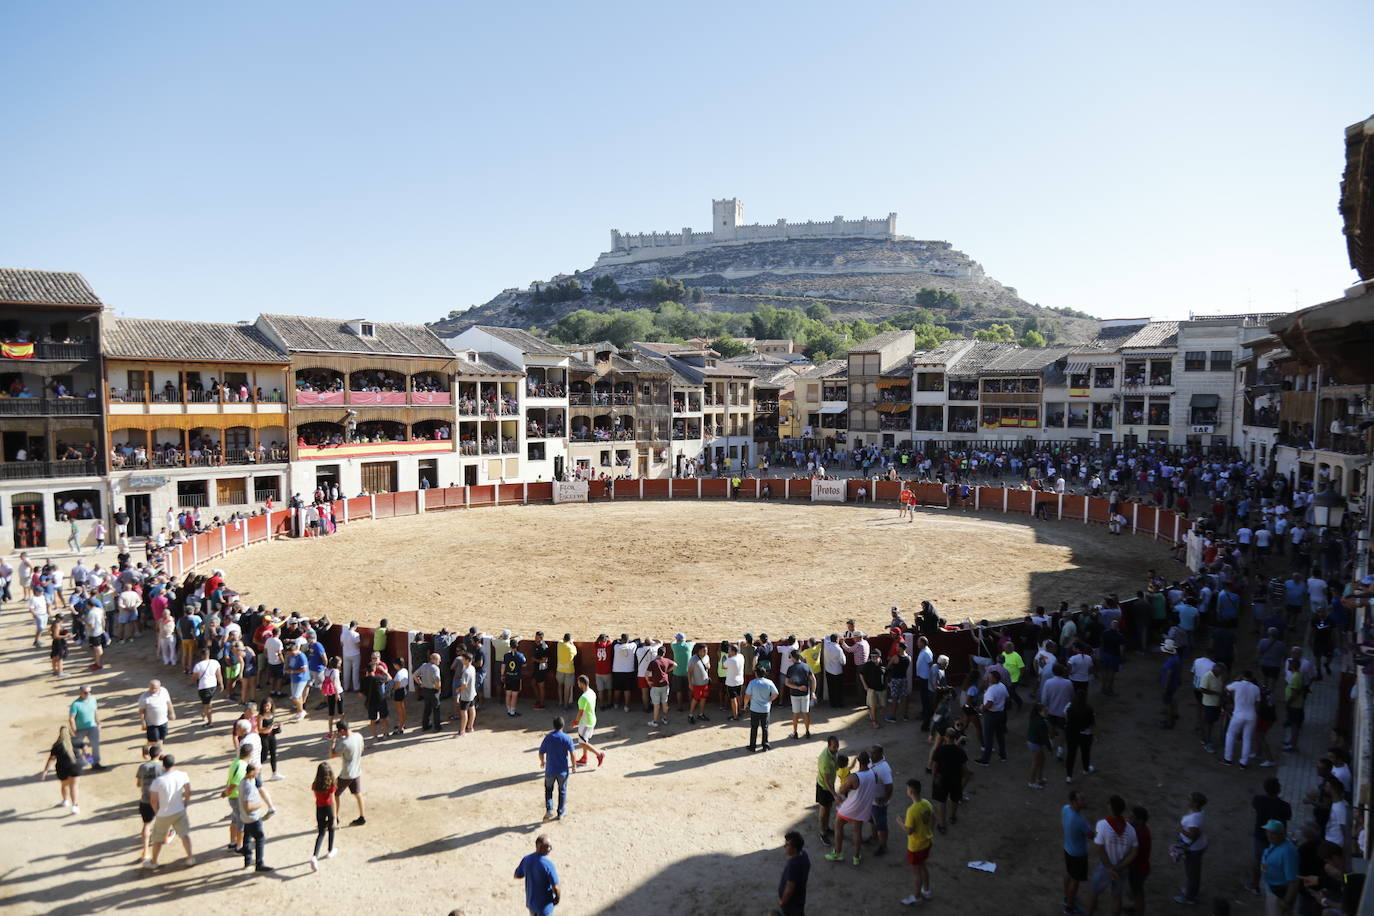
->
[812, 480, 846, 502]
[553, 481, 589, 504]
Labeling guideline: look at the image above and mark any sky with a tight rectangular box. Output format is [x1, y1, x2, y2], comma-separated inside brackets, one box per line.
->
[2, 1, 1370, 326]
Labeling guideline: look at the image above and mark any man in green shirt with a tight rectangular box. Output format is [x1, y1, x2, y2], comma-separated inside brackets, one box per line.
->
[571, 675, 605, 768]
[671, 634, 694, 715]
[372, 619, 389, 654]
[68, 685, 103, 770]
[1282, 658, 1307, 751]
[220, 743, 252, 852]
[816, 736, 840, 845]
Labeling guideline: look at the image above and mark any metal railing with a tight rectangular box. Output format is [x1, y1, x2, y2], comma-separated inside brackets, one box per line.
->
[0, 459, 99, 480]
[0, 397, 101, 416]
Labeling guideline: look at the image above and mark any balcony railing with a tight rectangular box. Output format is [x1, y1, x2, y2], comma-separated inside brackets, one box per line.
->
[459, 443, 480, 455]
[177, 493, 211, 508]
[348, 390, 408, 406]
[111, 448, 289, 469]
[1, 341, 96, 361]
[0, 459, 99, 480]
[0, 397, 101, 416]
[1067, 416, 1089, 428]
[569, 393, 593, 406]
[755, 400, 780, 413]
[1244, 409, 1279, 428]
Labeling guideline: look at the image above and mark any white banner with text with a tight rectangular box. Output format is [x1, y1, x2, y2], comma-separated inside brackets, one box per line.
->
[812, 480, 846, 502]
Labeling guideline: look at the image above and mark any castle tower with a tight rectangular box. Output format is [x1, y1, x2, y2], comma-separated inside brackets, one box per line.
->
[712, 198, 743, 240]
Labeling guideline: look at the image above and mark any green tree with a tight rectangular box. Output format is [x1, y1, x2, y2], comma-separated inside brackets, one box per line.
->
[550, 310, 608, 343]
[647, 277, 687, 303]
[654, 301, 704, 340]
[710, 335, 751, 358]
[912, 322, 954, 350]
[603, 310, 656, 348]
[804, 300, 832, 322]
[973, 323, 1016, 343]
[915, 288, 961, 311]
[590, 275, 625, 302]
[805, 327, 850, 361]
[689, 286, 704, 303]
[1019, 329, 1047, 348]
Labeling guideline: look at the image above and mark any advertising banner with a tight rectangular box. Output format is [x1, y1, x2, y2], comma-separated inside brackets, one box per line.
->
[553, 481, 589, 503]
[812, 480, 845, 502]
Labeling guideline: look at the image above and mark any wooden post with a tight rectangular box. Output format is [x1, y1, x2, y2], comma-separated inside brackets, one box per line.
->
[343, 498, 350, 524]
[1155, 511, 1161, 540]
[192, 537, 199, 566]
[494, 485, 500, 507]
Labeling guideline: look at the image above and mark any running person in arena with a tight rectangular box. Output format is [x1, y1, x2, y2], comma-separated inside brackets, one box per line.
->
[570, 675, 605, 767]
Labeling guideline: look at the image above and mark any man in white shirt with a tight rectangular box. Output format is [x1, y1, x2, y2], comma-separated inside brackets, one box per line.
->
[264, 631, 284, 696]
[1222, 671, 1261, 767]
[146, 755, 194, 868]
[822, 635, 847, 709]
[611, 635, 638, 712]
[723, 644, 746, 720]
[137, 679, 175, 758]
[340, 622, 362, 693]
[976, 670, 1010, 765]
[1040, 663, 1075, 758]
[28, 590, 48, 650]
[1307, 574, 1329, 612]
[1087, 794, 1138, 913]
[914, 637, 935, 730]
[191, 649, 223, 727]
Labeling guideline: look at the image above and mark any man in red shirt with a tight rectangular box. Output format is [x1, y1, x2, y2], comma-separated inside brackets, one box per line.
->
[593, 635, 614, 699]
[646, 646, 676, 728]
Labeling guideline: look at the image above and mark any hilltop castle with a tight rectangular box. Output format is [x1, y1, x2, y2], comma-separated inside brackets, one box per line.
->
[596, 199, 901, 266]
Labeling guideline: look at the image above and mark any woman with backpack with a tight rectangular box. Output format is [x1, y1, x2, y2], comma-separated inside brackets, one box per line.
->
[322, 656, 344, 736]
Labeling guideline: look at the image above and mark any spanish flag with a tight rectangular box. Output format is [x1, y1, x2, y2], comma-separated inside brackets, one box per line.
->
[2, 342, 34, 359]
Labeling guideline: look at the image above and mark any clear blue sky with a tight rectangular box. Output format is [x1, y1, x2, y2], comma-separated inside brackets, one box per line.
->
[2, 1, 1369, 325]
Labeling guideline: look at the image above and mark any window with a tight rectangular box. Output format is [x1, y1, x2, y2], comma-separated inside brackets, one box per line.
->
[360, 323, 376, 337]
[1184, 352, 1207, 372]
[1209, 351, 1232, 372]
[527, 442, 545, 461]
[1190, 406, 1218, 426]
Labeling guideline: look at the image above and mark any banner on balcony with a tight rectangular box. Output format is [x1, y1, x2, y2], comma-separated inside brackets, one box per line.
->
[553, 481, 589, 503]
[812, 480, 845, 502]
[1068, 387, 1089, 398]
[2, 342, 35, 359]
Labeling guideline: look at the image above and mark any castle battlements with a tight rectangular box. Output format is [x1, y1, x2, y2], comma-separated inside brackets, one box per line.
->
[598, 199, 899, 265]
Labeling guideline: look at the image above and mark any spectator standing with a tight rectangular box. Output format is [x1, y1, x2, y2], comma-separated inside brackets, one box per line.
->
[1085, 794, 1137, 916]
[816, 736, 839, 845]
[645, 645, 675, 728]
[901, 778, 935, 905]
[1258, 819, 1300, 914]
[68, 684, 104, 770]
[777, 830, 810, 916]
[746, 661, 780, 752]
[538, 716, 577, 822]
[556, 633, 578, 709]
[514, 835, 560, 916]
[1173, 792, 1208, 905]
[976, 670, 1010, 766]
[822, 635, 847, 708]
[1062, 790, 1093, 915]
[329, 721, 366, 826]
[309, 762, 338, 872]
[145, 755, 195, 869]
[340, 621, 362, 692]
[1126, 806, 1151, 914]
[137, 679, 175, 758]
[238, 763, 273, 872]
[416, 652, 443, 732]
[784, 649, 816, 739]
[134, 747, 165, 863]
[40, 726, 84, 814]
[686, 643, 713, 725]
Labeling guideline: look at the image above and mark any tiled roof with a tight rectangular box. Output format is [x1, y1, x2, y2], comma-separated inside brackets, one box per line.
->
[911, 339, 974, 366]
[258, 314, 452, 358]
[1119, 321, 1179, 349]
[800, 359, 847, 378]
[0, 268, 102, 306]
[946, 341, 1016, 377]
[472, 325, 568, 357]
[104, 317, 288, 363]
[981, 346, 1076, 374]
[850, 329, 914, 352]
[452, 351, 522, 376]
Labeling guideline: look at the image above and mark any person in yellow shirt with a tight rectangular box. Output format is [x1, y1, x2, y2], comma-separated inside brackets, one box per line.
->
[801, 638, 824, 702]
[834, 754, 851, 795]
[556, 633, 578, 709]
[902, 778, 934, 905]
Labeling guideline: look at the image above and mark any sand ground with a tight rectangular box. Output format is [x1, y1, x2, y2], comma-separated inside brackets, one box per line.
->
[2, 505, 1273, 915]
[214, 501, 1169, 636]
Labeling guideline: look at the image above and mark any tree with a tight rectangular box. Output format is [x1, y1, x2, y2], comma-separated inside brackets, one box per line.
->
[912, 322, 955, 350]
[654, 301, 703, 340]
[804, 301, 832, 322]
[1019, 329, 1047, 348]
[603, 311, 655, 348]
[548, 309, 608, 344]
[590, 275, 625, 302]
[973, 323, 1016, 343]
[710, 335, 750, 358]
[804, 327, 850, 361]
[689, 286, 704, 303]
[915, 288, 961, 311]
[647, 277, 687, 303]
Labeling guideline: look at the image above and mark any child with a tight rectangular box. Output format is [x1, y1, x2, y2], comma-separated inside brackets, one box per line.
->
[310, 762, 338, 871]
[322, 656, 344, 736]
[834, 754, 851, 794]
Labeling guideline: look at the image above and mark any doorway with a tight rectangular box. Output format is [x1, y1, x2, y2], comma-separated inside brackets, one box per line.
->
[417, 458, 438, 489]
[464, 464, 478, 486]
[361, 460, 398, 494]
[637, 455, 649, 476]
[12, 493, 44, 549]
[553, 455, 564, 482]
[125, 494, 152, 538]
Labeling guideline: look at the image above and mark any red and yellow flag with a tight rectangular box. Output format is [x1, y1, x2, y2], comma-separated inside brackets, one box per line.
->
[2, 342, 35, 359]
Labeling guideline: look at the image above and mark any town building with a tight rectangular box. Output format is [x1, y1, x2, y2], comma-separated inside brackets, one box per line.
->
[564, 343, 674, 477]
[846, 330, 918, 450]
[0, 269, 106, 551]
[102, 316, 291, 532]
[253, 314, 459, 497]
[794, 359, 848, 448]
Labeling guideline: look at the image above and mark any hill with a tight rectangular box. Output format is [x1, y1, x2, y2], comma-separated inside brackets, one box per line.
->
[429, 236, 1098, 348]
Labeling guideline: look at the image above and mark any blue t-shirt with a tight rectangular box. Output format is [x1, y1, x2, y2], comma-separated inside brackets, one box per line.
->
[746, 677, 779, 713]
[287, 652, 309, 684]
[515, 852, 559, 914]
[305, 642, 327, 672]
[1217, 591, 1240, 621]
[1261, 838, 1299, 886]
[1284, 580, 1306, 606]
[539, 730, 576, 775]
[1176, 604, 1199, 631]
[1062, 805, 1091, 856]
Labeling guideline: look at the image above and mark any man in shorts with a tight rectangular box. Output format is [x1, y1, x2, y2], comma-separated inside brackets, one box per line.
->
[135, 746, 165, 865]
[262, 626, 284, 696]
[285, 642, 309, 721]
[815, 736, 839, 844]
[570, 675, 604, 767]
[867, 744, 894, 855]
[137, 679, 175, 759]
[670, 633, 694, 715]
[784, 649, 815, 739]
[645, 644, 676, 728]
[901, 778, 934, 905]
[1061, 790, 1093, 914]
[556, 633, 579, 709]
[723, 643, 746, 720]
[593, 634, 614, 702]
[502, 638, 527, 718]
[190, 650, 222, 727]
[456, 651, 478, 735]
[686, 642, 713, 725]
[330, 721, 366, 826]
[146, 755, 194, 869]
[930, 728, 967, 832]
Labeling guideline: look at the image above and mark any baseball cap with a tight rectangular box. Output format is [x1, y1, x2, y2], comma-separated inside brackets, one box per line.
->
[675, 633, 686, 641]
[1262, 819, 1286, 832]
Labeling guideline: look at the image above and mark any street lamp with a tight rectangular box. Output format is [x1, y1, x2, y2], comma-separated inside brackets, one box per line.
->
[1312, 486, 1348, 528]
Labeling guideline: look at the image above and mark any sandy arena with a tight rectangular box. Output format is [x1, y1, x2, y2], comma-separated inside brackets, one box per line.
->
[214, 501, 1171, 635]
[2, 503, 1270, 916]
